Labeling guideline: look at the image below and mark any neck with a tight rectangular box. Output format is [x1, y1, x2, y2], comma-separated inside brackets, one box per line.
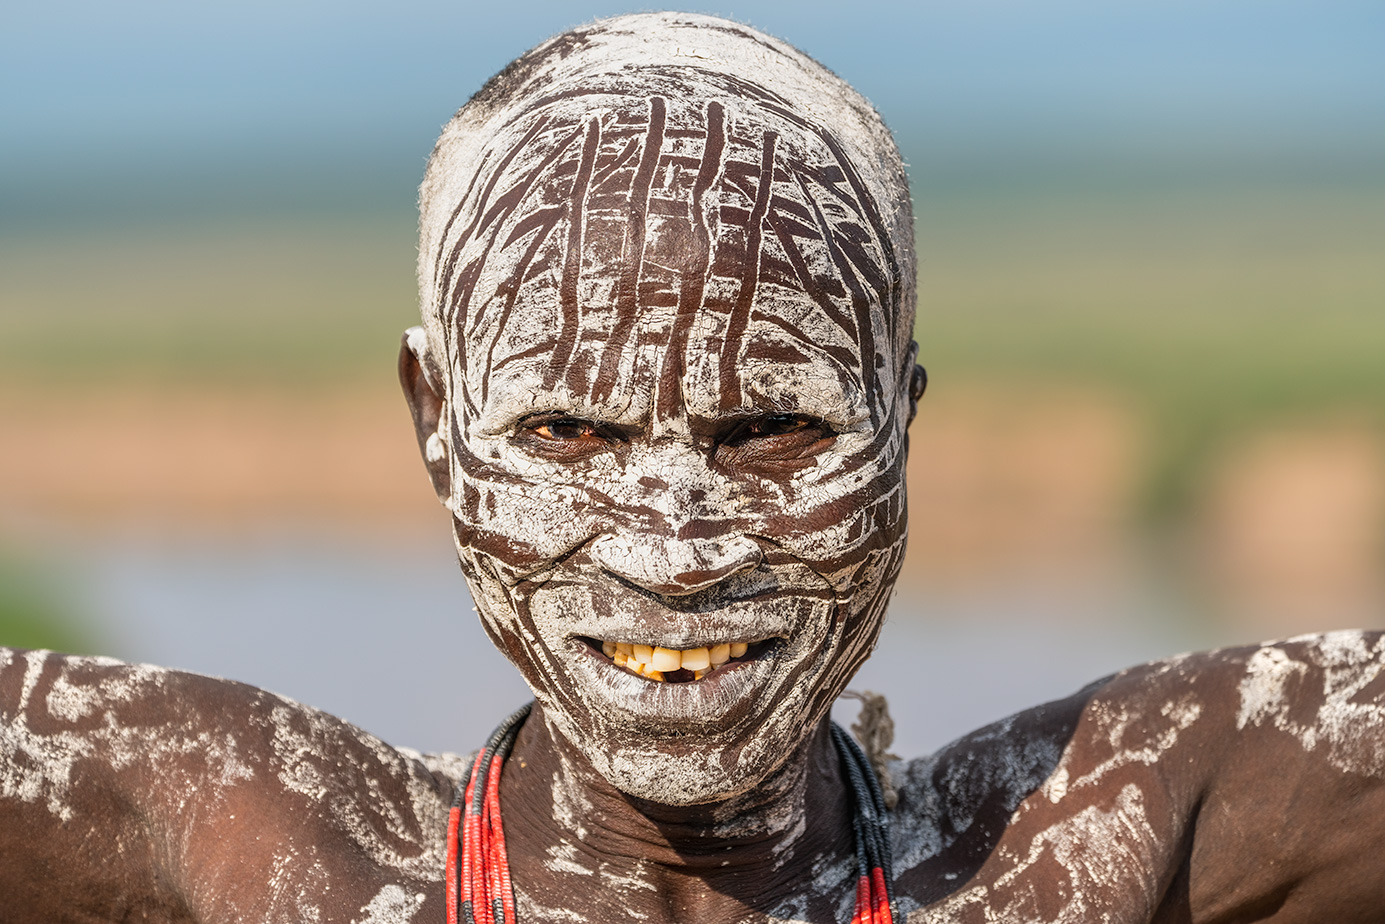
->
[497, 705, 856, 922]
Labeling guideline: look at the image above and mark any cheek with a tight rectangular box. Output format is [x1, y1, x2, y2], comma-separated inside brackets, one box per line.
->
[760, 456, 908, 599]
[449, 456, 618, 576]
[459, 558, 578, 697]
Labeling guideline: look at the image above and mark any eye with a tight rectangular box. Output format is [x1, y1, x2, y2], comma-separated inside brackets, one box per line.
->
[739, 414, 813, 439]
[716, 414, 835, 472]
[723, 414, 823, 445]
[533, 418, 597, 441]
[515, 415, 616, 459]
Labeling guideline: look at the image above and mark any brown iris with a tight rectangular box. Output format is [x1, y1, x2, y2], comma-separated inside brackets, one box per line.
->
[517, 416, 614, 460]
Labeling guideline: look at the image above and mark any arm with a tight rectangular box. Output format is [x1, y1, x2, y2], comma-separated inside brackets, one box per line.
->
[895, 630, 1385, 923]
[1181, 630, 1385, 921]
[0, 648, 457, 923]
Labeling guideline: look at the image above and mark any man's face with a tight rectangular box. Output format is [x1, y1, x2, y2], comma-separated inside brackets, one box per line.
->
[414, 93, 914, 803]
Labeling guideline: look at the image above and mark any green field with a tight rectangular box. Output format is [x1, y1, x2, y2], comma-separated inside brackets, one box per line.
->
[3, 180, 1383, 518]
[0, 554, 92, 654]
[0, 214, 420, 383]
[917, 183, 1385, 516]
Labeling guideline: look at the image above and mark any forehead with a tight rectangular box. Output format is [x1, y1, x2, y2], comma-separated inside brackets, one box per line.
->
[472, 292, 870, 433]
[430, 76, 900, 425]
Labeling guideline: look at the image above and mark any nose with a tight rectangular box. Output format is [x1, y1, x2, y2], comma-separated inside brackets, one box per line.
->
[589, 532, 763, 596]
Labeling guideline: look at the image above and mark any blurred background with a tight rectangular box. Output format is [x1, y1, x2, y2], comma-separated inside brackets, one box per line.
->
[3, 0, 1383, 757]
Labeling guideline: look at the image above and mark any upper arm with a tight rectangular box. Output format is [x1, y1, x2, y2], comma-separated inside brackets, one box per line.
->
[1, 648, 208, 920]
[1183, 631, 1385, 922]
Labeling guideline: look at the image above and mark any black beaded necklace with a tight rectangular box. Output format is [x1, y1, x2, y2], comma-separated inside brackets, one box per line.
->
[444, 703, 896, 924]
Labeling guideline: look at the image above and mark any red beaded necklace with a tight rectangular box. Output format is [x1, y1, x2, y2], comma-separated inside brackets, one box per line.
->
[445, 703, 896, 924]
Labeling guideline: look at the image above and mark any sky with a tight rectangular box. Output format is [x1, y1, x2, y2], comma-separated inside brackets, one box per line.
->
[5, 0, 1382, 227]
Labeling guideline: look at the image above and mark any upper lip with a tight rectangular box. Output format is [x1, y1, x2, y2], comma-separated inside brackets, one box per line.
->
[560, 588, 797, 649]
[603, 569, 782, 612]
[554, 568, 797, 648]
[575, 633, 778, 650]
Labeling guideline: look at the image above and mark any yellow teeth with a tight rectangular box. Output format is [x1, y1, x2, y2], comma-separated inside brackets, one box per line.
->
[651, 647, 681, 672]
[604, 639, 758, 682]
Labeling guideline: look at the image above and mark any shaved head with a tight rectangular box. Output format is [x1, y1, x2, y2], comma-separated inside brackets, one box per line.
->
[416, 11, 916, 408]
[404, 12, 922, 804]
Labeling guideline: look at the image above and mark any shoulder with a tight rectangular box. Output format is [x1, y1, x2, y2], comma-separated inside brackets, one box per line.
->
[1, 645, 464, 837]
[890, 631, 1385, 919]
[1058, 628, 1385, 795]
[894, 629, 1385, 816]
[888, 668, 1101, 891]
[892, 630, 1385, 839]
[1222, 629, 1385, 765]
[1, 647, 463, 922]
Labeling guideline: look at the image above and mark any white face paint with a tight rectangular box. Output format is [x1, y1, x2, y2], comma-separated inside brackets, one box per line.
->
[412, 13, 918, 804]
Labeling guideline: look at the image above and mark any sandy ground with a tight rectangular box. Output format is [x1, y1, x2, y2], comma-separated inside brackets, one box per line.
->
[2, 379, 1381, 636]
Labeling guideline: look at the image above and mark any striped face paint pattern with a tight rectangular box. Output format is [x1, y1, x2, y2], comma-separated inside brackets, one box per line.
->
[410, 12, 918, 805]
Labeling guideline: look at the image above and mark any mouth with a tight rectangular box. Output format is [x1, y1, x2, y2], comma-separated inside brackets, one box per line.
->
[579, 637, 778, 683]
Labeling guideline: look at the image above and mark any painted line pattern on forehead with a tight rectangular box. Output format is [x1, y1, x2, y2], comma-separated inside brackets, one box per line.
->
[434, 115, 556, 390]
[430, 77, 901, 425]
[591, 96, 665, 406]
[657, 99, 725, 419]
[551, 115, 602, 394]
[720, 127, 778, 409]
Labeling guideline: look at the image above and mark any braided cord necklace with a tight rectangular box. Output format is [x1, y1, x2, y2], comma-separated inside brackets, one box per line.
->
[445, 703, 896, 924]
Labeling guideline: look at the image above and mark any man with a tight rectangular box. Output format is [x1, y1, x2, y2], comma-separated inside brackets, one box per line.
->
[3, 12, 1384, 923]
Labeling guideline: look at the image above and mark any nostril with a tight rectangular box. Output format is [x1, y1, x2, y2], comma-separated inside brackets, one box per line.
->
[590, 533, 762, 596]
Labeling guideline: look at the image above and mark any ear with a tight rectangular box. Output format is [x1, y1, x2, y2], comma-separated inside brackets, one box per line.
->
[398, 327, 451, 505]
[905, 339, 927, 429]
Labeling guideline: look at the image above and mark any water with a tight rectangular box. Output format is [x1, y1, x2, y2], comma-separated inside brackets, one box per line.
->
[69, 530, 1197, 758]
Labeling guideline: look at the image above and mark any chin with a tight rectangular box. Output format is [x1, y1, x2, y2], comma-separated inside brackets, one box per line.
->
[576, 730, 792, 806]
